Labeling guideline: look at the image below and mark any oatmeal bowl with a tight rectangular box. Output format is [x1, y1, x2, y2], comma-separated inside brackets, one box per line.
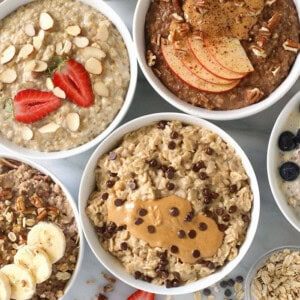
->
[79, 113, 260, 295]
[133, 0, 300, 121]
[0, 0, 137, 159]
[245, 246, 300, 299]
[267, 90, 300, 232]
[0, 153, 84, 299]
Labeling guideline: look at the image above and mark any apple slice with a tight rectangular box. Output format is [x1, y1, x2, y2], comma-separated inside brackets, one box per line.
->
[161, 43, 240, 93]
[205, 36, 254, 74]
[189, 37, 246, 80]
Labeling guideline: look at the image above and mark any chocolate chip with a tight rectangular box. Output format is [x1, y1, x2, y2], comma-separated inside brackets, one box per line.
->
[114, 199, 124, 207]
[227, 278, 235, 286]
[215, 207, 224, 216]
[192, 160, 205, 172]
[118, 225, 127, 231]
[138, 208, 148, 216]
[170, 245, 179, 253]
[106, 180, 115, 188]
[225, 289, 232, 297]
[161, 165, 168, 172]
[134, 218, 144, 225]
[211, 192, 219, 199]
[166, 182, 175, 190]
[177, 230, 186, 239]
[134, 271, 142, 279]
[120, 242, 128, 250]
[203, 288, 211, 296]
[161, 270, 169, 279]
[184, 210, 194, 222]
[199, 222, 208, 231]
[218, 224, 228, 232]
[108, 152, 117, 160]
[157, 120, 168, 129]
[102, 193, 109, 200]
[236, 275, 244, 283]
[129, 180, 138, 190]
[203, 209, 213, 218]
[229, 205, 238, 213]
[242, 214, 250, 223]
[192, 249, 200, 258]
[188, 230, 196, 239]
[229, 184, 237, 193]
[172, 279, 180, 287]
[199, 172, 208, 180]
[170, 131, 179, 139]
[205, 147, 213, 155]
[159, 259, 169, 266]
[169, 207, 179, 217]
[147, 225, 156, 233]
[165, 279, 172, 288]
[220, 280, 228, 288]
[168, 141, 176, 150]
[166, 167, 175, 179]
[222, 214, 230, 222]
[159, 251, 167, 260]
[149, 159, 158, 168]
[110, 172, 118, 177]
[143, 275, 152, 283]
[202, 187, 211, 197]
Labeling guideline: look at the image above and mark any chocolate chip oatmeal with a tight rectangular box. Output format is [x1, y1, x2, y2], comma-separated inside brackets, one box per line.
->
[145, 0, 299, 110]
[86, 121, 253, 287]
[0, 158, 79, 299]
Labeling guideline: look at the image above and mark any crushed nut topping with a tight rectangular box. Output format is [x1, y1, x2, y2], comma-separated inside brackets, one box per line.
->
[245, 88, 264, 104]
[267, 12, 281, 30]
[249, 45, 267, 58]
[283, 39, 300, 53]
[146, 50, 156, 67]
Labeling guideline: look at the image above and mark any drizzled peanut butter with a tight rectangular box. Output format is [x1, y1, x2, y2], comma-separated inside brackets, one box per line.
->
[107, 195, 224, 264]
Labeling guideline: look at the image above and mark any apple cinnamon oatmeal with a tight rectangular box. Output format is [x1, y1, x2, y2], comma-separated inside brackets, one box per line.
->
[86, 121, 253, 287]
[0, 0, 130, 151]
[145, 0, 299, 110]
[0, 158, 79, 299]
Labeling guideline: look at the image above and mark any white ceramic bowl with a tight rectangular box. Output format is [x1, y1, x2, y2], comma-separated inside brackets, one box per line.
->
[267, 91, 300, 232]
[79, 112, 260, 295]
[0, 0, 137, 160]
[0, 152, 84, 299]
[244, 246, 300, 299]
[133, 0, 300, 121]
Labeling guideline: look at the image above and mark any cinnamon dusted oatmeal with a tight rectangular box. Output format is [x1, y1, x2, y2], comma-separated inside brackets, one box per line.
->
[145, 0, 300, 110]
[0, 158, 79, 299]
[86, 121, 253, 287]
[0, 0, 130, 152]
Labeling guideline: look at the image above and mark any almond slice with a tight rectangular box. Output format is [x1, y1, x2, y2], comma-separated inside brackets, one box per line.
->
[55, 42, 63, 55]
[46, 78, 54, 90]
[21, 127, 33, 141]
[94, 81, 109, 97]
[39, 12, 54, 30]
[17, 44, 34, 61]
[33, 30, 45, 50]
[1, 45, 16, 65]
[97, 25, 109, 42]
[0, 69, 17, 83]
[24, 24, 36, 37]
[62, 40, 72, 54]
[85, 57, 103, 75]
[81, 47, 106, 60]
[66, 25, 81, 36]
[33, 60, 48, 72]
[24, 60, 37, 72]
[73, 36, 89, 48]
[66, 113, 80, 132]
[38, 122, 60, 134]
[53, 87, 66, 99]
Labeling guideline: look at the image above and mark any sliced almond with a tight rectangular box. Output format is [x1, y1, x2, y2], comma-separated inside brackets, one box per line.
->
[46, 78, 54, 90]
[33, 30, 45, 50]
[38, 122, 60, 134]
[1, 45, 16, 65]
[24, 24, 36, 37]
[21, 127, 33, 141]
[85, 57, 103, 75]
[53, 87, 66, 99]
[39, 12, 54, 30]
[94, 81, 109, 97]
[81, 47, 106, 60]
[55, 42, 63, 55]
[66, 113, 80, 132]
[17, 44, 34, 61]
[66, 25, 81, 36]
[0, 69, 17, 83]
[62, 40, 72, 54]
[42, 45, 55, 61]
[24, 60, 37, 72]
[73, 36, 89, 48]
[33, 60, 48, 72]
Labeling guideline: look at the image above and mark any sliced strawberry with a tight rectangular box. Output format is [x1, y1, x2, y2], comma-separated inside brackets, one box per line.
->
[14, 89, 61, 124]
[127, 290, 155, 300]
[53, 59, 94, 107]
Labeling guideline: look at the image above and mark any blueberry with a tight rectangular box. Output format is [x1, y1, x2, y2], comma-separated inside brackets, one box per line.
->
[278, 131, 296, 151]
[224, 289, 232, 297]
[279, 162, 300, 181]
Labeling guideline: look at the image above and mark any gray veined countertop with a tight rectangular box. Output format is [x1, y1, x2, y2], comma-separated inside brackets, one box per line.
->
[0, 0, 300, 299]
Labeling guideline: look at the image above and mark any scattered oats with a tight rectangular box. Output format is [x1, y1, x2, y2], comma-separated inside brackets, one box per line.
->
[94, 81, 109, 97]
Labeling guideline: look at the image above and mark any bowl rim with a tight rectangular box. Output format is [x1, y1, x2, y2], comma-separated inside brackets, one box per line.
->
[267, 90, 300, 232]
[132, 0, 300, 121]
[244, 245, 300, 300]
[0, 0, 137, 160]
[0, 152, 84, 299]
[79, 112, 260, 295]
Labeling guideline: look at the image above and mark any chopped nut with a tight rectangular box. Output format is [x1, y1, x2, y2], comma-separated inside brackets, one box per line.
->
[245, 88, 264, 104]
[171, 13, 184, 22]
[24, 24, 36, 37]
[56, 271, 71, 281]
[94, 81, 109, 97]
[8, 232, 17, 242]
[267, 12, 281, 30]
[39, 12, 54, 30]
[271, 66, 281, 77]
[151, 34, 161, 46]
[66, 25, 81, 36]
[53, 87, 66, 99]
[249, 45, 267, 58]
[73, 36, 89, 48]
[26, 219, 36, 227]
[85, 57, 103, 75]
[21, 127, 33, 141]
[38, 122, 60, 134]
[47, 206, 60, 219]
[17, 44, 34, 61]
[0, 189, 13, 201]
[66, 113, 80, 132]
[283, 39, 300, 53]
[0, 69, 17, 84]
[146, 50, 156, 67]
[1, 45, 16, 65]
[29, 194, 44, 208]
[36, 210, 48, 221]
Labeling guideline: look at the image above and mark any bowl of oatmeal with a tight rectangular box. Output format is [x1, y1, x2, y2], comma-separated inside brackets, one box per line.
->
[0, 0, 137, 159]
[0, 154, 84, 299]
[267, 91, 300, 232]
[79, 113, 260, 295]
[245, 246, 300, 299]
[133, 0, 300, 120]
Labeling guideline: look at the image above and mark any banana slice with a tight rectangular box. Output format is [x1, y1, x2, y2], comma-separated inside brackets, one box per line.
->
[14, 245, 52, 284]
[1, 264, 36, 300]
[0, 271, 11, 300]
[27, 222, 66, 263]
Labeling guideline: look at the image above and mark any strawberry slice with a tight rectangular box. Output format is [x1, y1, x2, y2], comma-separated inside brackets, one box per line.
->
[53, 59, 94, 107]
[14, 89, 61, 124]
[127, 290, 155, 300]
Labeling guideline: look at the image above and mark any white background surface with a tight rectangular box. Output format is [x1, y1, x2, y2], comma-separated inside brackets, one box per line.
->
[1, 0, 300, 299]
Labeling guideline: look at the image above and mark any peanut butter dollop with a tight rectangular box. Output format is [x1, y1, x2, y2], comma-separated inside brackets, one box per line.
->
[107, 195, 224, 264]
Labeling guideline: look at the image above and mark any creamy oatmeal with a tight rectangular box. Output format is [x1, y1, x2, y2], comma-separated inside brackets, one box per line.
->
[0, 158, 79, 299]
[86, 121, 253, 287]
[0, 0, 130, 151]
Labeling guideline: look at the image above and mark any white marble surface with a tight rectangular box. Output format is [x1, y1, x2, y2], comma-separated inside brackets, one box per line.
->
[1, 0, 300, 299]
